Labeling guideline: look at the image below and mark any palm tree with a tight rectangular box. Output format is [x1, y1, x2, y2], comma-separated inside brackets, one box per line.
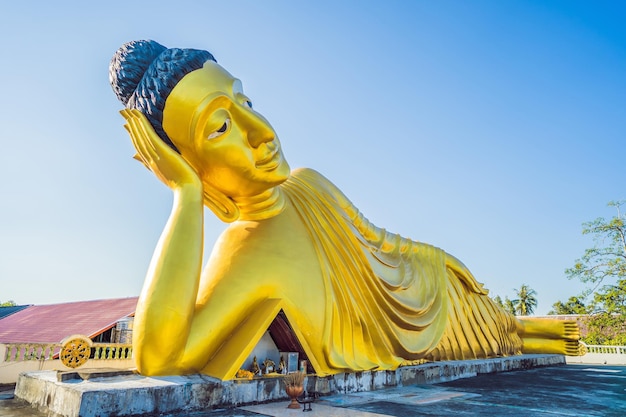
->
[512, 284, 538, 315]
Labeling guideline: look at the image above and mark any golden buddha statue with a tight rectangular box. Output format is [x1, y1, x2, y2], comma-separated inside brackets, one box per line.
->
[109, 40, 579, 379]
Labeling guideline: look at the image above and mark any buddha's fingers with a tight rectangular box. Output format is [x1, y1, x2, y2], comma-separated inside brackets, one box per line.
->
[129, 109, 160, 154]
[122, 110, 160, 172]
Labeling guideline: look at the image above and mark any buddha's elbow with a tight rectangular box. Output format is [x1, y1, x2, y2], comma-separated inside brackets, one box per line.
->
[134, 355, 185, 376]
[133, 344, 187, 376]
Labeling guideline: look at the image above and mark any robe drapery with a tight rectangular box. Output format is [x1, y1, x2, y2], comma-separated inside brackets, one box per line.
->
[282, 169, 522, 372]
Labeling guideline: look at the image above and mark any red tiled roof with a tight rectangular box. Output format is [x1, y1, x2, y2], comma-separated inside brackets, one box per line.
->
[0, 297, 138, 343]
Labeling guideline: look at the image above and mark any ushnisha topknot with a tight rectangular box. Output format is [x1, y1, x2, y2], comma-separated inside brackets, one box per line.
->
[109, 40, 216, 151]
[109, 40, 166, 106]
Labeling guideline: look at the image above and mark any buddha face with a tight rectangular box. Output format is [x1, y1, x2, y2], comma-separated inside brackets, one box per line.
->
[162, 61, 290, 198]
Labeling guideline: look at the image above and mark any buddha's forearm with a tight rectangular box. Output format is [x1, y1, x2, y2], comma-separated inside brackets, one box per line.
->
[133, 184, 204, 374]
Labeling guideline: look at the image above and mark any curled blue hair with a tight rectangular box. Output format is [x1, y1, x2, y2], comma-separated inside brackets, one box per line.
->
[109, 40, 216, 151]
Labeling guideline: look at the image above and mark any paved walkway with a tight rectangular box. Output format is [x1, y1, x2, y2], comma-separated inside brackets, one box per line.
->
[2, 364, 625, 416]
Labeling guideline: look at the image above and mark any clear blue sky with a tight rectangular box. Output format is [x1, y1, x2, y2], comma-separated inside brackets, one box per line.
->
[1, 1, 624, 315]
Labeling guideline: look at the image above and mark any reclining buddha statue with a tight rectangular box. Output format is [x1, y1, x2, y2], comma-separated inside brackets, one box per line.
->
[109, 40, 579, 379]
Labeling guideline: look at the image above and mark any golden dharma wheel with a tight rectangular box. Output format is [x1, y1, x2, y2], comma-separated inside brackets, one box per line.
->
[59, 335, 93, 368]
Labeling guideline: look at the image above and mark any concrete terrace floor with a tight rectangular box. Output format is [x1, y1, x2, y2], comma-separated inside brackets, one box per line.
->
[2, 364, 625, 417]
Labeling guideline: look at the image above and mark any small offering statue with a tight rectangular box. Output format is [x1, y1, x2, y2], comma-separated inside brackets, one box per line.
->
[263, 358, 276, 374]
[278, 355, 286, 375]
[251, 356, 260, 376]
[109, 40, 580, 379]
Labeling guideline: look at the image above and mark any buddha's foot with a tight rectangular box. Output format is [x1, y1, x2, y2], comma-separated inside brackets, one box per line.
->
[517, 317, 580, 341]
[521, 337, 581, 356]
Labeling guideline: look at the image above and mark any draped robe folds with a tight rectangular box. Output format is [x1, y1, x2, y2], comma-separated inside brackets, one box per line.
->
[281, 169, 522, 371]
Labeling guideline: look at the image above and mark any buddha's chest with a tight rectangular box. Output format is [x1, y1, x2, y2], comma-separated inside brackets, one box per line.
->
[206, 205, 325, 298]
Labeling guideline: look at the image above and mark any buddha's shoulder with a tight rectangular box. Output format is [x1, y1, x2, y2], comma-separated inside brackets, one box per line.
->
[290, 167, 331, 183]
[288, 168, 344, 198]
[287, 167, 353, 210]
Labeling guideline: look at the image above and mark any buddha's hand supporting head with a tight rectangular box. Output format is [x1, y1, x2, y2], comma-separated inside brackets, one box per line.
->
[110, 40, 291, 222]
[121, 109, 201, 191]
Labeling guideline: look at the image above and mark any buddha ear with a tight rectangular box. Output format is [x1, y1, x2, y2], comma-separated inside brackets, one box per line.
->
[203, 184, 240, 223]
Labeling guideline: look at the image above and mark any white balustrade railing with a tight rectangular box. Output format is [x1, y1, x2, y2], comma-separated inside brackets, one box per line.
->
[567, 342, 626, 364]
[3, 343, 58, 361]
[581, 342, 626, 355]
[3, 342, 132, 362]
[92, 343, 133, 360]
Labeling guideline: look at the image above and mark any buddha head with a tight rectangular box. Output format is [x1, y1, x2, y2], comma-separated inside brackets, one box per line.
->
[109, 40, 290, 221]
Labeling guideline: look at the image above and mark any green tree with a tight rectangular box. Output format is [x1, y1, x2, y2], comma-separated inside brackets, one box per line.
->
[566, 201, 626, 345]
[491, 295, 516, 315]
[0, 300, 16, 307]
[584, 279, 626, 345]
[565, 200, 626, 288]
[512, 284, 538, 316]
[503, 296, 516, 315]
[548, 296, 587, 315]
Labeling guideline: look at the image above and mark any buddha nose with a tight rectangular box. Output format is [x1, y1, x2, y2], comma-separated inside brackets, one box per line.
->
[243, 109, 275, 148]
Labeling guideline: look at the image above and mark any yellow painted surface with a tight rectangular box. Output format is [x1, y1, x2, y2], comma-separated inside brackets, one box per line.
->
[113, 47, 579, 379]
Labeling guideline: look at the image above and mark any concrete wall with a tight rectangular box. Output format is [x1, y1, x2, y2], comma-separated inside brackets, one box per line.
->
[566, 353, 626, 365]
[15, 354, 566, 417]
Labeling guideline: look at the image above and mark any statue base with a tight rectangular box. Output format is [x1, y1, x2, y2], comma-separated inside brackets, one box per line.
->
[14, 355, 565, 417]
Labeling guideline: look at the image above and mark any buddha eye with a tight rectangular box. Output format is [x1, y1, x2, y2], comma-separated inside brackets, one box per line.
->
[207, 118, 231, 140]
